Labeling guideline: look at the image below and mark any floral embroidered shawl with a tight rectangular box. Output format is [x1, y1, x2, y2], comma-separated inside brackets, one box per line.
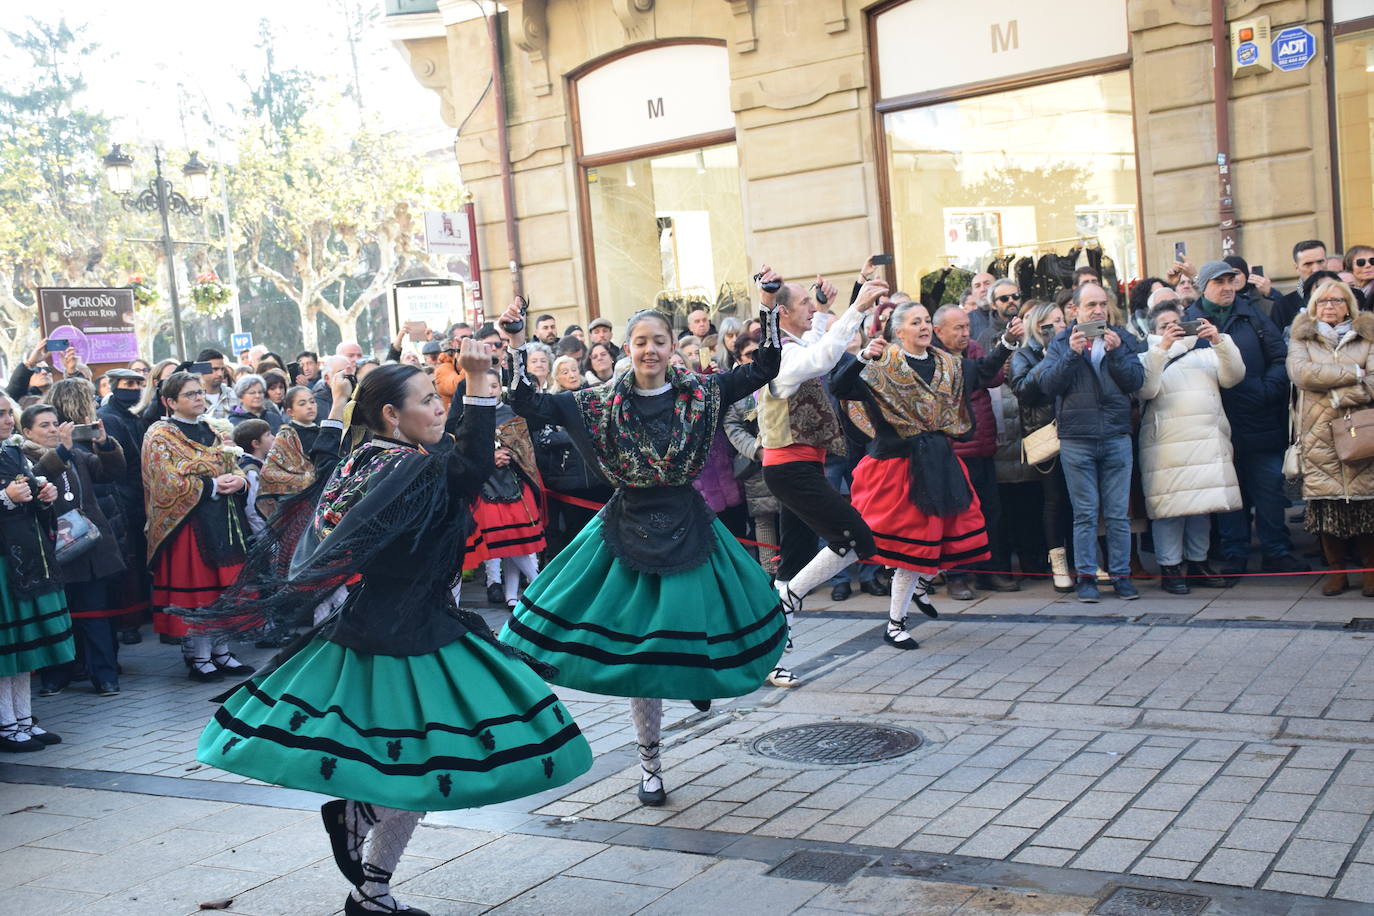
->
[572, 365, 721, 489]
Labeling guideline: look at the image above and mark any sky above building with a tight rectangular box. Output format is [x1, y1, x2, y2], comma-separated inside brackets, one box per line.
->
[0, 0, 451, 159]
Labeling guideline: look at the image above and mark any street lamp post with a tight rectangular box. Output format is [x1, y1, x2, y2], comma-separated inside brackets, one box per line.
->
[102, 144, 211, 361]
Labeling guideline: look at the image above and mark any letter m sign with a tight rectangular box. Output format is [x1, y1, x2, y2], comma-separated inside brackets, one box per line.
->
[991, 20, 1019, 54]
[647, 97, 665, 118]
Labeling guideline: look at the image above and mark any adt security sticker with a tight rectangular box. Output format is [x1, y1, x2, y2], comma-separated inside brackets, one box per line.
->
[1272, 26, 1316, 72]
[1235, 41, 1259, 67]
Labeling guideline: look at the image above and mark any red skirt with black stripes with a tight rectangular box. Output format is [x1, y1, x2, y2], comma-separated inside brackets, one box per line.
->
[463, 483, 546, 567]
[151, 526, 244, 636]
[850, 454, 990, 574]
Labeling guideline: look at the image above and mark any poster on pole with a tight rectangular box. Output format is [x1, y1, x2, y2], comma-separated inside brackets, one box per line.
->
[424, 212, 472, 258]
[392, 278, 468, 337]
[37, 287, 140, 365]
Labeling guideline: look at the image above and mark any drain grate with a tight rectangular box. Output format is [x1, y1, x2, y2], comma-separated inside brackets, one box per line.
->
[1093, 887, 1210, 916]
[1345, 618, 1374, 631]
[749, 722, 923, 765]
[1136, 613, 1191, 626]
[765, 850, 871, 884]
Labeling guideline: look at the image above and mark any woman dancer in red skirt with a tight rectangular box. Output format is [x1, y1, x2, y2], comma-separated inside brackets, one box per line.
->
[830, 301, 1023, 649]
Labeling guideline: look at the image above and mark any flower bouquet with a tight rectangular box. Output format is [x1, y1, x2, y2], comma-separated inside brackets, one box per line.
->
[128, 275, 159, 308]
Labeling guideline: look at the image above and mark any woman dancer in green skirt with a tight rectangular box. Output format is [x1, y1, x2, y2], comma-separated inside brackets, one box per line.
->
[188, 344, 592, 916]
[497, 299, 786, 806]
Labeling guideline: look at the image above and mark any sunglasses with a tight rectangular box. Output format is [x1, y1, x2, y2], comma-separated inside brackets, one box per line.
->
[995, 293, 1022, 303]
[1353, 258, 1373, 268]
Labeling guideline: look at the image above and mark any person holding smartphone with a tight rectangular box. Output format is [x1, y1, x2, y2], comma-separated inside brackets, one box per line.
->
[1183, 261, 1307, 580]
[1030, 282, 1145, 602]
[1136, 306, 1244, 595]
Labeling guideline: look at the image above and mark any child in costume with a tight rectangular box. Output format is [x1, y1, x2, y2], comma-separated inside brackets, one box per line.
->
[497, 301, 785, 806]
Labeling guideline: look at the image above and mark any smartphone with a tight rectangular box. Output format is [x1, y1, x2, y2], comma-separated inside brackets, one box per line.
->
[1173, 241, 1187, 261]
[71, 423, 99, 442]
[1039, 323, 1056, 338]
[1078, 319, 1107, 339]
[871, 253, 894, 266]
[286, 361, 302, 382]
[190, 361, 215, 375]
[1178, 319, 1202, 335]
[45, 339, 69, 352]
[1253, 265, 1265, 277]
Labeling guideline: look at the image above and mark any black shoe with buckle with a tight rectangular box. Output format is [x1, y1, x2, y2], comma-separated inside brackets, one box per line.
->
[211, 653, 256, 677]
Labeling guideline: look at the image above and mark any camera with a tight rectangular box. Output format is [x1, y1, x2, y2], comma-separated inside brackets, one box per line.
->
[1078, 319, 1107, 339]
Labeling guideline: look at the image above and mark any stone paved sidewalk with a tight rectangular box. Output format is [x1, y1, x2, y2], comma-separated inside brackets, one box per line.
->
[7, 579, 1374, 914]
[539, 619, 1374, 906]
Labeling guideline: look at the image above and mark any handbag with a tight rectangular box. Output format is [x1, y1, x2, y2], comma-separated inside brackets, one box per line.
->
[1333, 404, 1374, 463]
[1283, 387, 1303, 479]
[1020, 419, 1060, 470]
[52, 466, 102, 564]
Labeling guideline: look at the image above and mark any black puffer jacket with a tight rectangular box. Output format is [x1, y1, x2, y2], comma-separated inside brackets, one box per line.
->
[1183, 296, 1288, 452]
[1032, 323, 1144, 440]
[535, 423, 609, 495]
[1009, 340, 1055, 435]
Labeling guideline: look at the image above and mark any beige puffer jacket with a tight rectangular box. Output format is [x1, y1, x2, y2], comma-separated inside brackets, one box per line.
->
[1287, 311, 1374, 501]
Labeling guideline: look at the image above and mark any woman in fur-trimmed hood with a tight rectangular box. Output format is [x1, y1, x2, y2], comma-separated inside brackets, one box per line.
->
[1287, 280, 1374, 596]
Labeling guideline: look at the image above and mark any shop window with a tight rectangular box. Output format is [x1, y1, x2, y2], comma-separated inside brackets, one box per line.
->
[1335, 29, 1374, 247]
[882, 70, 1139, 302]
[585, 143, 748, 330]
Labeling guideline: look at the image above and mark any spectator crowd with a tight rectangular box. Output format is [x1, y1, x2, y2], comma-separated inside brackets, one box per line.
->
[2, 236, 1371, 752]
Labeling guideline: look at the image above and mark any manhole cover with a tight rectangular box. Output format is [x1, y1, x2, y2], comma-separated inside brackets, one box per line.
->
[765, 850, 871, 884]
[749, 722, 922, 765]
[1094, 887, 1210, 916]
[1345, 618, 1374, 631]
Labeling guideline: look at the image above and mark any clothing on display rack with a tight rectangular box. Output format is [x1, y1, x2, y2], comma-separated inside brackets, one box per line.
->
[918, 267, 974, 309]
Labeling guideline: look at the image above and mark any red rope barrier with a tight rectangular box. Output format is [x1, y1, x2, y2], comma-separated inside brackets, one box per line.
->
[541, 489, 1355, 578]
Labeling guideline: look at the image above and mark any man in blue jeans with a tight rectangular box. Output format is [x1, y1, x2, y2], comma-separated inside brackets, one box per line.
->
[1031, 283, 1145, 602]
[1183, 261, 1308, 581]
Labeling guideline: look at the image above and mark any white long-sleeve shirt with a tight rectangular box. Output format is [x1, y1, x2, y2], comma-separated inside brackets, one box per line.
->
[767, 304, 868, 399]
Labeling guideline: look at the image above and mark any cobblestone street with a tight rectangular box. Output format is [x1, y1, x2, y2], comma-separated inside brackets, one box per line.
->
[5, 578, 1374, 914]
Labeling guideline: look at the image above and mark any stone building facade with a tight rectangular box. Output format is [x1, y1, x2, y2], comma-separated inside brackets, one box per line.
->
[387, 0, 1374, 330]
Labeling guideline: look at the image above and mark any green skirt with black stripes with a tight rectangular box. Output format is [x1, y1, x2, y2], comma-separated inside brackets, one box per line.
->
[196, 634, 593, 811]
[499, 516, 787, 700]
[0, 559, 73, 677]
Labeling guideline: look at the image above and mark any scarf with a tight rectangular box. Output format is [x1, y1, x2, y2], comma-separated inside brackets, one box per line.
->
[1317, 319, 1352, 348]
[573, 364, 721, 488]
